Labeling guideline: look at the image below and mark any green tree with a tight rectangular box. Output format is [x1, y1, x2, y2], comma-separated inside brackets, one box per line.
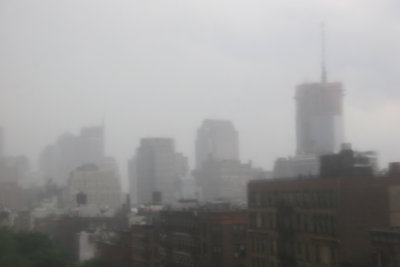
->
[0, 228, 69, 267]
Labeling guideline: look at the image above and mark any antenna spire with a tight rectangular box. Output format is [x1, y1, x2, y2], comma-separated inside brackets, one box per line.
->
[321, 22, 327, 83]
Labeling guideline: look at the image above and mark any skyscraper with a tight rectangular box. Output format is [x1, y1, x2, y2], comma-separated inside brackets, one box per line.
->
[128, 155, 137, 205]
[134, 138, 187, 204]
[295, 81, 344, 155]
[79, 125, 105, 165]
[39, 125, 107, 185]
[195, 119, 239, 169]
[0, 126, 4, 157]
[295, 24, 344, 155]
[273, 25, 345, 179]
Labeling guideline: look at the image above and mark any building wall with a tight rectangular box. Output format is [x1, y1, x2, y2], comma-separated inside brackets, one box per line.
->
[198, 211, 247, 267]
[0, 181, 22, 209]
[39, 125, 105, 185]
[295, 82, 343, 155]
[194, 159, 259, 203]
[248, 176, 400, 267]
[155, 209, 247, 267]
[131, 224, 155, 267]
[0, 126, 3, 157]
[135, 138, 187, 204]
[128, 156, 137, 205]
[370, 229, 400, 267]
[195, 119, 239, 169]
[273, 155, 319, 179]
[66, 164, 122, 209]
[77, 231, 96, 262]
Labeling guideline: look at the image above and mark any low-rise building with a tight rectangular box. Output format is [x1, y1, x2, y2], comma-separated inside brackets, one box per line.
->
[0, 181, 22, 210]
[370, 228, 400, 267]
[65, 164, 122, 209]
[155, 205, 247, 267]
[131, 224, 155, 267]
[194, 159, 261, 203]
[248, 162, 400, 267]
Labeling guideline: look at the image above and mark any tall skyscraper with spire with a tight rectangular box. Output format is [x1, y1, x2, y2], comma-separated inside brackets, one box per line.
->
[274, 24, 345, 179]
[295, 24, 344, 155]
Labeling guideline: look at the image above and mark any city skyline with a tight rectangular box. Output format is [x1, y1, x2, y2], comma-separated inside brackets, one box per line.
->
[0, 2, 400, 265]
[0, 0, 399, 190]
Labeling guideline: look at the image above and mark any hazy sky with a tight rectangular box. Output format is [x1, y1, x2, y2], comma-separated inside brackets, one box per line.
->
[1, 0, 399, 188]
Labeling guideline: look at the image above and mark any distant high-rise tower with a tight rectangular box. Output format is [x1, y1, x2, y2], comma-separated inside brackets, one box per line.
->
[79, 125, 105, 164]
[295, 82, 344, 155]
[295, 24, 344, 155]
[39, 125, 106, 185]
[0, 126, 4, 157]
[195, 119, 239, 169]
[134, 138, 187, 204]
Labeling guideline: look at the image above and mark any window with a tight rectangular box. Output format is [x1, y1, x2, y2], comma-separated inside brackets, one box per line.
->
[261, 213, 267, 229]
[249, 192, 256, 206]
[316, 244, 321, 263]
[269, 240, 275, 255]
[250, 213, 257, 228]
[331, 246, 337, 264]
[256, 213, 262, 228]
[268, 213, 273, 229]
[256, 192, 261, 206]
[296, 242, 303, 260]
[305, 244, 310, 262]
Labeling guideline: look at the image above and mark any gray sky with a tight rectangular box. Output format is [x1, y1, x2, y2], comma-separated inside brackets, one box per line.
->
[1, 0, 399, 188]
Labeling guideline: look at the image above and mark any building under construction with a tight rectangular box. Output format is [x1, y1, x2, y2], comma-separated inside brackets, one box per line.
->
[295, 81, 344, 155]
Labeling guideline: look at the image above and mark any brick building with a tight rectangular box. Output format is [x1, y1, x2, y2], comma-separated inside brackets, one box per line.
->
[155, 207, 247, 267]
[197, 211, 247, 267]
[370, 228, 400, 267]
[0, 181, 22, 209]
[96, 230, 131, 267]
[248, 173, 400, 267]
[131, 224, 155, 267]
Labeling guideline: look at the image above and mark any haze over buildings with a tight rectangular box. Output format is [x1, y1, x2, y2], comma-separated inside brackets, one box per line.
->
[195, 119, 239, 169]
[1, 1, 399, 186]
[194, 119, 263, 203]
[39, 125, 109, 185]
[0, 2, 399, 266]
[273, 25, 346, 179]
[132, 138, 188, 205]
[65, 163, 122, 209]
[295, 24, 344, 156]
[0, 126, 4, 158]
[295, 81, 344, 155]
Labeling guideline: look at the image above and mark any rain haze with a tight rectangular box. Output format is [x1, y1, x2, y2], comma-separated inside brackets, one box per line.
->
[1, 0, 399, 189]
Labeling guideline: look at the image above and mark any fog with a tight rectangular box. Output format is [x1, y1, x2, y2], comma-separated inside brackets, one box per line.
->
[1, 0, 399, 189]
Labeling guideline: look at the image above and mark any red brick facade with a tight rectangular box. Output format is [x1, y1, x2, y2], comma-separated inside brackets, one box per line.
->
[248, 176, 400, 267]
[155, 209, 247, 267]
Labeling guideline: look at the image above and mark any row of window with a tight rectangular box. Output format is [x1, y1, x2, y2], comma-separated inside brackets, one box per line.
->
[249, 190, 338, 209]
[250, 235, 275, 255]
[249, 212, 337, 235]
[250, 257, 271, 267]
[250, 241, 337, 266]
[169, 235, 195, 250]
